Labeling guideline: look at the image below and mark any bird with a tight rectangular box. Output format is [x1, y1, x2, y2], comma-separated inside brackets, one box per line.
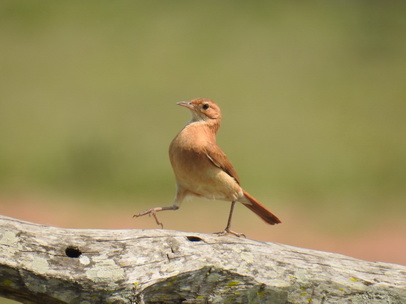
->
[134, 98, 281, 236]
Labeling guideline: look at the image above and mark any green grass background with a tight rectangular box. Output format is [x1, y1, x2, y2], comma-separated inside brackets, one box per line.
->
[1, 0, 405, 220]
[1, 1, 406, 302]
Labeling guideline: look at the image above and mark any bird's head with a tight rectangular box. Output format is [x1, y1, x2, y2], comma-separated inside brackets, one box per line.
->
[177, 98, 222, 122]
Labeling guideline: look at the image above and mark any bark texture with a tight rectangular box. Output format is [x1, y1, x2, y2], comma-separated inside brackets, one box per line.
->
[0, 215, 405, 304]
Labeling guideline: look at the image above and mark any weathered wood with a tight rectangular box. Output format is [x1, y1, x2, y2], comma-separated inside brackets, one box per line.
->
[0, 215, 405, 304]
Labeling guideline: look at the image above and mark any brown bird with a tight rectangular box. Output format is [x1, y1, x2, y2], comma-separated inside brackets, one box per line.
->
[134, 98, 281, 236]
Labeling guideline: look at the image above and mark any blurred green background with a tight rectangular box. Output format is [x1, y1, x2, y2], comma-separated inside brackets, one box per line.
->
[1, 1, 406, 302]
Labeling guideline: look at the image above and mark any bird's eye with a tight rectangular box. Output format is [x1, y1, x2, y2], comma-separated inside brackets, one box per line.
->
[202, 103, 210, 110]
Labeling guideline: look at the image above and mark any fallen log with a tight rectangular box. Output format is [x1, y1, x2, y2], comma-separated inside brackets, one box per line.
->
[0, 215, 405, 303]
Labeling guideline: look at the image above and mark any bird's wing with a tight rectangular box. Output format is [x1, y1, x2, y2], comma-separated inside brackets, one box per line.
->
[205, 146, 241, 185]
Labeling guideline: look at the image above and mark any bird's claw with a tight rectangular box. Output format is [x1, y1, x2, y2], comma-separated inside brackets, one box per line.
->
[214, 229, 246, 238]
[133, 208, 164, 228]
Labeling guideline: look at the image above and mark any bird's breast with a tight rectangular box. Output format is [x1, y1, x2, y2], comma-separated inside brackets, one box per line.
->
[169, 126, 242, 201]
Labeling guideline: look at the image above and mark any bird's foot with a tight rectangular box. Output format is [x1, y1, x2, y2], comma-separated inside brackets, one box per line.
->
[133, 207, 164, 228]
[214, 228, 246, 238]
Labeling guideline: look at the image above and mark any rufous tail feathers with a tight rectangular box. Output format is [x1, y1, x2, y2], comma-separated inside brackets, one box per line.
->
[241, 190, 281, 225]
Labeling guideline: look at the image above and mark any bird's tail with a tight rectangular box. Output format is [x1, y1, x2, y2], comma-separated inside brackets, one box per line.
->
[240, 190, 281, 225]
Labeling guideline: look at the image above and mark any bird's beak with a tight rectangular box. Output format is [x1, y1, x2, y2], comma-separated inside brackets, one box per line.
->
[176, 101, 194, 110]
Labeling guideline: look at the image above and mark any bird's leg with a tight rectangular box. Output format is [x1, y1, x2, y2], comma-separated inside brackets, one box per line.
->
[215, 201, 246, 237]
[133, 205, 179, 228]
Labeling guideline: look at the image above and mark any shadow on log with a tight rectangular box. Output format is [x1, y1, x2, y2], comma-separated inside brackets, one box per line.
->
[0, 215, 405, 303]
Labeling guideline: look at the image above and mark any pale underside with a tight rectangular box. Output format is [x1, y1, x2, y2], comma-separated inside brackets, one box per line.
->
[169, 121, 243, 206]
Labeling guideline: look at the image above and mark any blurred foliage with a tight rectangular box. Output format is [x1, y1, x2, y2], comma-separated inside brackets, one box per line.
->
[0, 0, 405, 215]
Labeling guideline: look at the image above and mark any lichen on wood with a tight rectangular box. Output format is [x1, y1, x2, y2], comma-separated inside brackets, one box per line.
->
[0, 215, 405, 303]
